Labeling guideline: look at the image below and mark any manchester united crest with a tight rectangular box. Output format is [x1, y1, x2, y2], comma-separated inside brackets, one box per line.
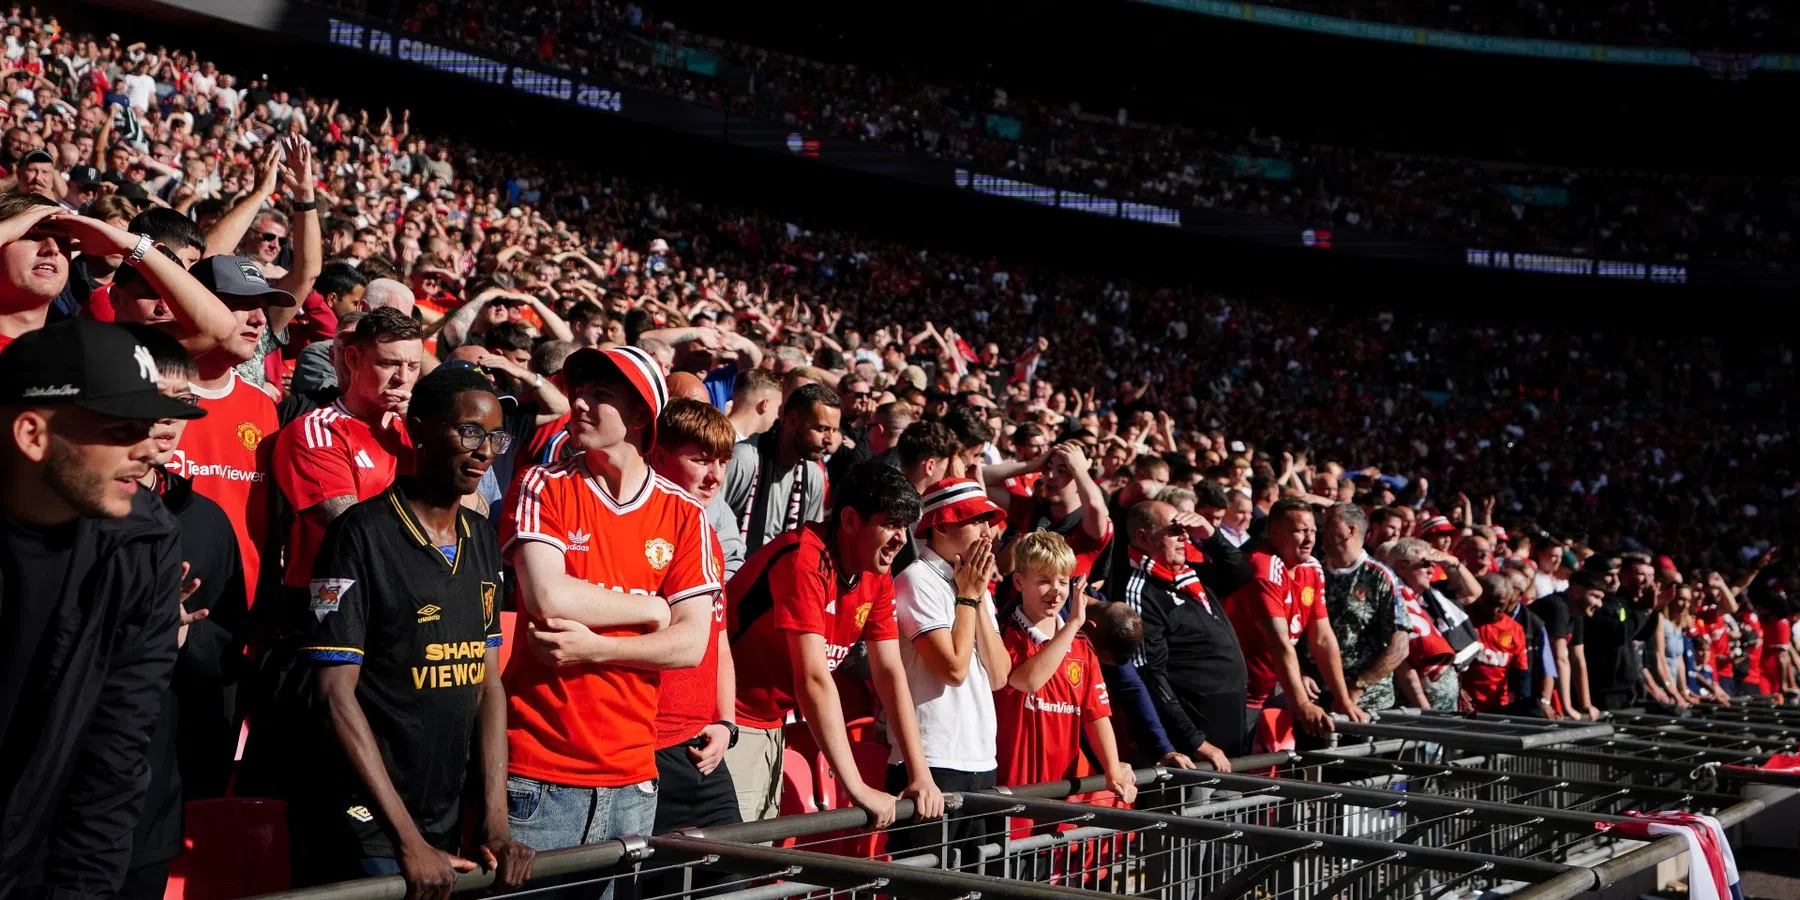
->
[480, 581, 498, 629]
[1497, 631, 1514, 649]
[1064, 659, 1083, 686]
[645, 538, 674, 570]
[854, 602, 872, 629]
[237, 421, 264, 451]
[1300, 585, 1315, 608]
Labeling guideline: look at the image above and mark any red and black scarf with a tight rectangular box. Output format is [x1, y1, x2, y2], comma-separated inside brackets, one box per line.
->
[1129, 547, 1213, 613]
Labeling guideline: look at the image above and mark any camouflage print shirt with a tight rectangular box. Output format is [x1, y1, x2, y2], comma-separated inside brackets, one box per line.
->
[1322, 551, 1406, 713]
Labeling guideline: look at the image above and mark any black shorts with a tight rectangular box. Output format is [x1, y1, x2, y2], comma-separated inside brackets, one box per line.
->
[652, 743, 742, 834]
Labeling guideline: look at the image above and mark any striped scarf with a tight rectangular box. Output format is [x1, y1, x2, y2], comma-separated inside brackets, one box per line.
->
[1128, 547, 1212, 613]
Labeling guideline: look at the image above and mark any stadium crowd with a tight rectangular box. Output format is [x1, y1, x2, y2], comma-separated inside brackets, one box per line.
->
[1259, 0, 1796, 53]
[0, 6, 1798, 900]
[307, 0, 1800, 264]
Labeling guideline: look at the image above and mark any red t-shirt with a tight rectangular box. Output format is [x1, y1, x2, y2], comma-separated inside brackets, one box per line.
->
[500, 461, 721, 787]
[1698, 607, 1731, 677]
[993, 607, 1110, 789]
[654, 530, 729, 748]
[1760, 617, 1791, 688]
[177, 373, 278, 603]
[1463, 615, 1529, 710]
[1226, 547, 1329, 707]
[1741, 611, 1766, 690]
[272, 400, 412, 587]
[727, 523, 899, 730]
[0, 334, 14, 354]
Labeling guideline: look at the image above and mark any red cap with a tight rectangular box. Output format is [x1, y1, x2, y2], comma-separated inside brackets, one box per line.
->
[1419, 516, 1456, 538]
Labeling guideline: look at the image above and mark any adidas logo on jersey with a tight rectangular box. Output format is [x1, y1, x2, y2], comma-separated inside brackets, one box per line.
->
[566, 529, 591, 551]
[354, 449, 376, 469]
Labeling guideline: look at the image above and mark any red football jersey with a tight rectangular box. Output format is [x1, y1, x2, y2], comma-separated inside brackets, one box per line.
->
[654, 529, 729, 748]
[1759, 617, 1790, 689]
[1463, 615, 1528, 710]
[1226, 547, 1329, 707]
[272, 400, 411, 587]
[178, 372, 278, 603]
[993, 607, 1110, 789]
[1740, 611, 1768, 691]
[1003, 470, 1040, 498]
[501, 461, 721, 787]
[727, 523, 899, 730]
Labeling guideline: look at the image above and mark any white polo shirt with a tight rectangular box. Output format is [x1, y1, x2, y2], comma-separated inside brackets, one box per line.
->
[892, 546, 998, 772]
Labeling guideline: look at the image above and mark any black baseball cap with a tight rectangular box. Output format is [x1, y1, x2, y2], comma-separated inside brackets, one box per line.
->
[1582, 555, 1621, 574]
[66, 165, 102, 187]
[19, 148, 53, 167]
[191, 255, 297, 308]
[115, 182, 151, 204]
[0, 319, 207, 420]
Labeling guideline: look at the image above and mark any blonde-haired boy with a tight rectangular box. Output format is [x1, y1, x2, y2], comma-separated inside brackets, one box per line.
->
[993, 531, 1136, 804]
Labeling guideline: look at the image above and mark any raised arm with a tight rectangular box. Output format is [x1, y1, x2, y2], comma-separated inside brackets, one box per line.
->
[204, 142, 282, 257]
[56, 215, 236, 355]
[519, 293, 572, 342]
[269, 137, 322, 337]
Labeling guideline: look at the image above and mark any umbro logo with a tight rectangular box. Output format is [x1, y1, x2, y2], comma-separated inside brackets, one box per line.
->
[354, 449, 376, 469]
[417, 604, 442, 623]
[566, 529, 591, 551]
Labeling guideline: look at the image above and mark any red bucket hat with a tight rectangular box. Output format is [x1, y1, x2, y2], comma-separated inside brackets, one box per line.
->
[918, 478, 1007, 531]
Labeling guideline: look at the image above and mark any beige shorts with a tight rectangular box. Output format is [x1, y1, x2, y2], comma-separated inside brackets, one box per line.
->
[724, 723, 786, 823]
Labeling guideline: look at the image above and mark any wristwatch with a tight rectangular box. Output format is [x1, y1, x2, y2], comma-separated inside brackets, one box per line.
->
[955, 597, 982, 610]
[533, 374, 545, 391]
[715, 720, 740, 749]
[124, 233, 153, 268]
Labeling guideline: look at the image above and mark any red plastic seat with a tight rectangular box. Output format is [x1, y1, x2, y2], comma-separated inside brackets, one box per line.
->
[811, 740, 893, 859]
[777, 749, 817, 849]
[164, 798, 290, 900]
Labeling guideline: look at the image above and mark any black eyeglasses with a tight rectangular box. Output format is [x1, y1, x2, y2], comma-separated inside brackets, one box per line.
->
[434, 421, 513, 455]
[174, 393, 199, 406]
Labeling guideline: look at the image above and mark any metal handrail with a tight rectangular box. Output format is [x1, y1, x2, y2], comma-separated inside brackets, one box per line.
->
[241, 729, 1782, 900]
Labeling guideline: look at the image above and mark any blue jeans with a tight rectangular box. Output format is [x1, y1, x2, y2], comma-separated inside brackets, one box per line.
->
[507, 775, 658, 897]
[359, 857, 402, 876]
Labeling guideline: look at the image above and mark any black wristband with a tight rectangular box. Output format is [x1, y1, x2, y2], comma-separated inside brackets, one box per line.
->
[291, 199, 318, 212]
[955, 597, 982, 609]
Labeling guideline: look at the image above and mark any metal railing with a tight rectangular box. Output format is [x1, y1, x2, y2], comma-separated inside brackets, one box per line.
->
[245, 719, 1776, 900]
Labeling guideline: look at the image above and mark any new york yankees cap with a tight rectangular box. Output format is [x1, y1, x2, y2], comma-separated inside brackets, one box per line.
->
[0, 319, 208, 420]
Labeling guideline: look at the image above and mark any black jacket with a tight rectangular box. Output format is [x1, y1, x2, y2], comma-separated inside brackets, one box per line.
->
[1120, 553, 1248, 754]
[0, 491, 182, 899]
[132, 471, 249, 870]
